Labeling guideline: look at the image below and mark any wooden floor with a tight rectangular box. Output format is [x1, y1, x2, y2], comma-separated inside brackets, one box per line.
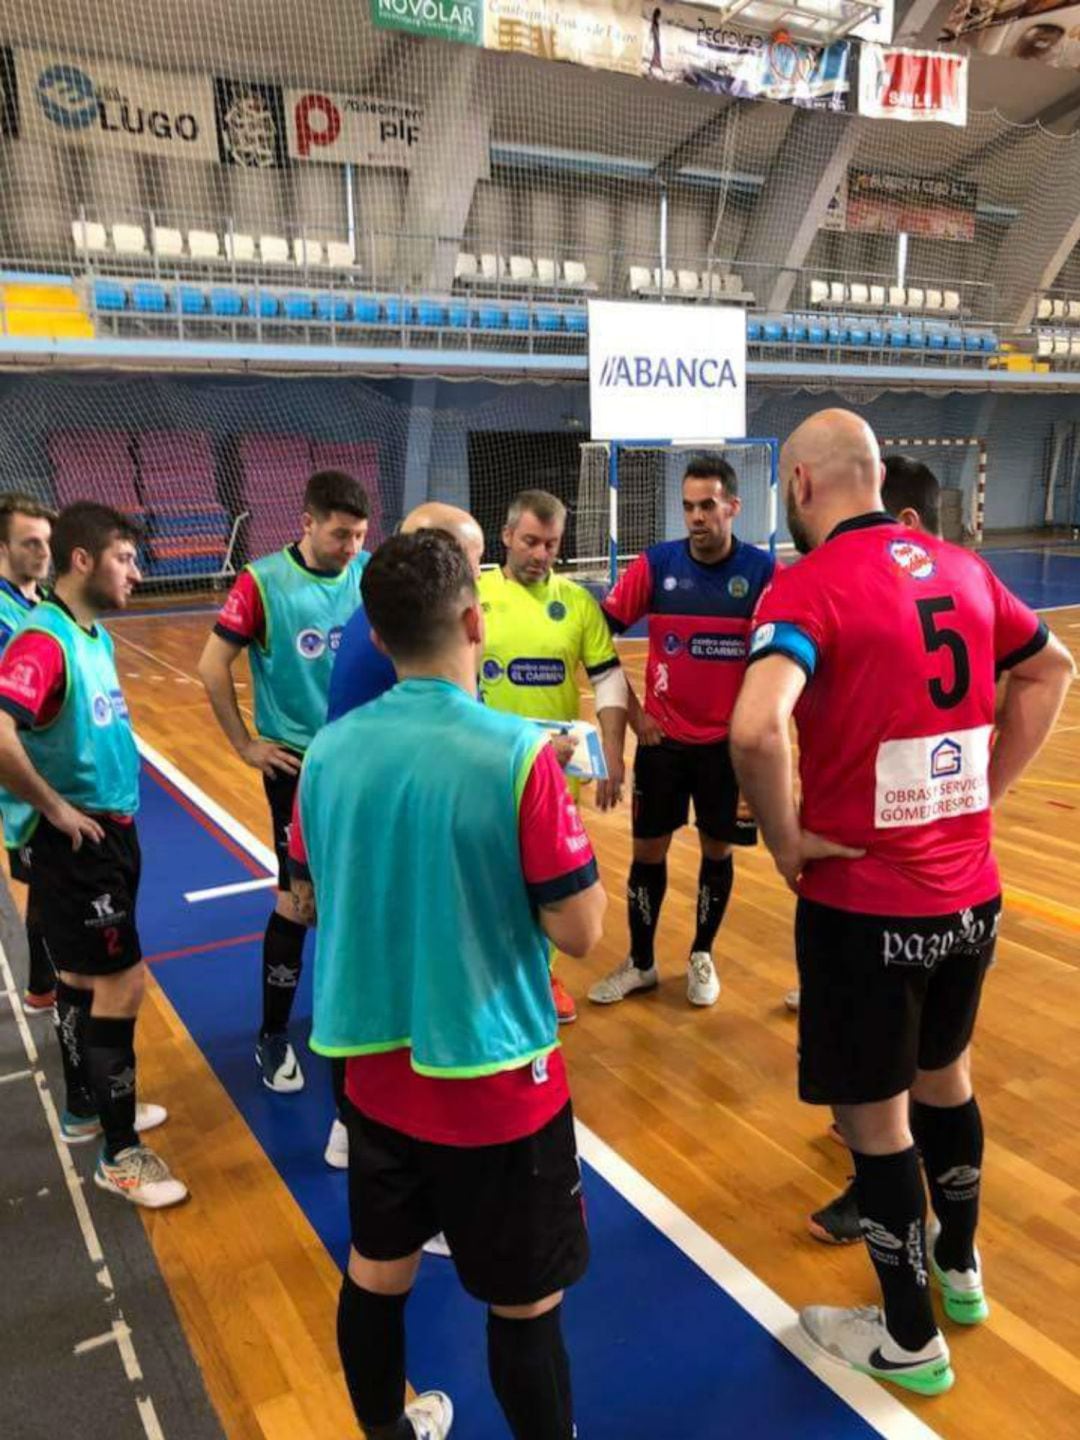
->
[112, 606, 1080, 1440]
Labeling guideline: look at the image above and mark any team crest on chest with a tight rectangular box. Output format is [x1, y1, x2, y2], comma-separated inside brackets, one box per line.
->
[296, 628, 327, 659]
[888, 539, 935, 580]
[728, 575, 749, 599]
[547, 600, 567, 621]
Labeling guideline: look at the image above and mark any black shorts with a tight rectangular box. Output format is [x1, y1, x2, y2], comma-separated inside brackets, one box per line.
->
[796, 895, 1001, 1106]
[263, 766, 301, 890]
[632, 738, 756, 845]
[24, 815, 142, 977]
[345, 1101, 589, 1308]
[7, 844, 30, 885]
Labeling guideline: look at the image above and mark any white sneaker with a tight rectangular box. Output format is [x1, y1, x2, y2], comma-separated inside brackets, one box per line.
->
[255, 1033, 304, 1093]
[94, 1144, 189, 1209]
[784, 987, 800, 1012]
[404, 1389, 454, 1439]
[927, 1218, 989, 1324]
[423, 1232, 452, 1257]
[324, 1117, 349, 1169]
[59, 1101, 168, 1146]
[587, 958, 659, 1005]
[687, 951, 720, 1006]
[799, 1304, 953, 1396]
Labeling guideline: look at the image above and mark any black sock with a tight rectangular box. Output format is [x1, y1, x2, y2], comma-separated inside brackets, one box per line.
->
[912, 1097, 983, 1272]
[84, 1015, 138, 1160]
[337, 1275, 409, 1435]
[261, 911, 306, 1035]
[488, 1307, 574, 1440]
[26, 917, 56, 997]
[331, 1057, 346, 1117]
[54, 981, 95, 1117]
[692, 855, 734, 954]
[627, 861, 666, 970]
[851, 1147, 936, 1352]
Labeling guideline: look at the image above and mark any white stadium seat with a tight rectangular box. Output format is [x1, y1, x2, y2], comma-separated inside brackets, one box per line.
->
[924, 289, 943, 311]
[153, 227, 184, 259]
[809, 279, 829, 305]
[293, 238, 323, 267]
[224, 232, 255, 263]
[257, 235, 289, 264]
[849, 283, 869, 305]
[325, 240, 355, 268]
[1037, 333, 1053, 358]
[72, 219, 108, 254]
[869, 285, 886, 307]
[480, 253, 506, 281]
[1052, 299, 1067, 320]
[1053, 335, 1069, 356]
[1067, 301, 1080, 322]
[888, 285, 906, 307]
[188, 229, 221, 260]
[1037, 297, 1053, 320]
[906, 287, 925, 311]
[535, 257, 557, 284]
[628, 266, 651, 294]
[723, 273, 744, 296]
[708, 274, 726, 299]
[111, 223, 147, 257]
[1071, 336, 1080, 357]
[509, 255, 535, 282]
[653, 267, 676, 293]
[942, 290, 960, 314]
[563, 260, 587, 286]
[677, 270, 699, 295]
[829, 281, 846, 305]
[455, 252, 478, 281]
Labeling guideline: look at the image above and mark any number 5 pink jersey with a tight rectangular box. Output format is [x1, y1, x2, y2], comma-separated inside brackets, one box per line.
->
[748, 514, 1048, 917]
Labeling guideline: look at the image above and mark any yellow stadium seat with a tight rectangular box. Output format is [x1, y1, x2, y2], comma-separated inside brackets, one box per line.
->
[1, 283, 95, 340]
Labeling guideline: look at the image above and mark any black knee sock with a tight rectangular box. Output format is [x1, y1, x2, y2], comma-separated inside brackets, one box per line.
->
[26, 918, 56, 997]
[337, 1275, 410, 1436]
[54, 981, 95, 1117]
[851, 1147, 936, 1352]
[331, 1057, 346, 1117]
[912, 1097, 983, 1273]
[487, 1307, 574, 1440]
[627, 861, 666, 970]
[84, 1015, 138, 1160]
[692, 855, 734, 955]
[261, 911, 306, 1036]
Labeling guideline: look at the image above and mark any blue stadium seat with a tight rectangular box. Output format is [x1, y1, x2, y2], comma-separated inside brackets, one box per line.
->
[888, 329, 908, 349]
[963, 333, 983, 352]
[132, 283, 168, 314]
[249, 291, 279, 320]
[981, 334, 998, 353]
[507, 307, 530, 332]
[283, 293, 315, 321]
[927, 330, 946, 351]
[93, 280, 127, 312]
[746, 321, 762, 342]
[352, 296, 381, 324]
[946, 332, 964, 353]
[210, 287, 243, 317]
[177, 286, 206, 316]
[384, 297, 415, 326]
[787, 320, 808, 343]
[447, 302, 470, 329]
[848, 328, 868, 347]
[564, 310, 587, 335]
[534, 309, 562, 332]
[417, 300, 447, 327]
[315, 293, 349, 323]
[762, 321, 783, 344]
[827, 324, 847, 346]
[477, 305, 507, 330]
[868, 327, 885, 347]
[807, 324, 826, 346]
[906, 329, 926, 350]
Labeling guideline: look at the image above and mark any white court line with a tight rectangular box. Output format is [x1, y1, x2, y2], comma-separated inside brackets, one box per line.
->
[185, 877, 276, 903]
[0, 938, 165, 1439]
[0, 1065, 33, 1085]
[140, 731, 942, 1440]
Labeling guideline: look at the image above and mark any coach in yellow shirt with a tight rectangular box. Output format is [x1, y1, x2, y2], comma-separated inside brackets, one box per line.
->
[479, 488, 628, 1023]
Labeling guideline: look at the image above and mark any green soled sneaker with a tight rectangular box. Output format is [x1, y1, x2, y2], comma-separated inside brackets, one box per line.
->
[799, 1305, 955, 1397]
[927, 1218, 990, 1325]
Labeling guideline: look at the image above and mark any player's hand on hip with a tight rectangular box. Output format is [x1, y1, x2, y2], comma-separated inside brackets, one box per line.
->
[775, 831, 864, 893]
[595, 753, 625, 811]
[549, 734, 577, 769]
[243, 739, 302, 777]
[45, 799, 105, 851]
[636, 714, 665, 747]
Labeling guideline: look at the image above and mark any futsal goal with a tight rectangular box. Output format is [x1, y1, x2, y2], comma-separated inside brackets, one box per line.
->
[880, 436, 988, 545]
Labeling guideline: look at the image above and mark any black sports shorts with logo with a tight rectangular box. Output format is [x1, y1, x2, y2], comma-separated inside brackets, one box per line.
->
[24, 814, 142, 977]
[796, 894, 1001, 1106]
[344, 1100, 590, 1308]
[263, 764, 302, 891]
[632, 737, 757, 845]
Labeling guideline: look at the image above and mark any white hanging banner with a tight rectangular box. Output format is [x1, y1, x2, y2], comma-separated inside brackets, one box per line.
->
[587, 300, 746, 442]
[285, 88, 423, 168]
[858, 45, 968, 128]
[18, 48, 218, 159]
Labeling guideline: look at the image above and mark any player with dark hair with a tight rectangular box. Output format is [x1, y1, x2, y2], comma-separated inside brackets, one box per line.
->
[732, 410, 1073, 1394]
[0, 491, 58, 1012]
[198, 469, 369, 1097]
[290, 529, 605, 1440]
[590, 455, 774, 1008]
[0, 502, 187, 1206]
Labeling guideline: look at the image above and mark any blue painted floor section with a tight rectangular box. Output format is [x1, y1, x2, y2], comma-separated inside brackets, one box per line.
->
[138, 766, 878, 1439]
[980, 547, 1080, 612]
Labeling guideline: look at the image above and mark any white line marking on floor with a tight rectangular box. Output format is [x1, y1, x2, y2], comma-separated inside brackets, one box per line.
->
[75, 1322, 130, 1357]
[0, 1066, 33, 1085]
[136, 1395, 166, 1440]
[115, 631, 254, 720]
[184, 876, 276, 903]
[140, 730, 942, 1440]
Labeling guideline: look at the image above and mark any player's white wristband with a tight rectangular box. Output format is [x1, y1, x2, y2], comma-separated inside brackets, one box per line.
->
[593, 666, 629, 712]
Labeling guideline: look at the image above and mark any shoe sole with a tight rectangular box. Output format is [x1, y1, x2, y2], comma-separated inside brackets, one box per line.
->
[588, 980, 659, 1005]
[687, 988, 720, 1007]
[255, 1050, 305, 1093]
[931, 1259, 989, 1326]
[800, 1323, 955, 1396]
[806, 1216, 861, 1246]
[93, 1171, 190, 1210]
[556, 1011, 577, 1024]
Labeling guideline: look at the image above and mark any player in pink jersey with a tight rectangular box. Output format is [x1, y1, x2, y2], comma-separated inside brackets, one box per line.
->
[732, 410, 1074, 1396]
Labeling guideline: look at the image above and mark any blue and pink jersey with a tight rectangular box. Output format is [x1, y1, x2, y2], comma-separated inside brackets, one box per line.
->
[603, 538, 776, 744]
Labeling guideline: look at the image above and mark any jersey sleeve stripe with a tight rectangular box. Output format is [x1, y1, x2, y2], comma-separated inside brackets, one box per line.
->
[0, 694, 36, 728]
[213, 621, 252, 648]
[997, 620, 1049, 676]
[584, 657, 620, 679]
[747, 621, 818, 679]
[528, 856, 599, 907]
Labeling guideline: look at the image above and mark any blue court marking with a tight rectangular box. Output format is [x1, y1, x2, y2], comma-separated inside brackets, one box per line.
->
[978, 548, 1080, 612]
[138, 760, 902, 1439]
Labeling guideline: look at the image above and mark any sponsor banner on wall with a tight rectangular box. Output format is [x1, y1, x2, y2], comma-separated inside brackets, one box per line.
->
[588, 299, 746, 443]
[370, 0, 483, 43]
[215, 77, 288, 168]
[484, 0, 641, 73]
[18, 48, 217, 158]
[0, 46, 17, 139]
[858, 44, 968, 126]
[286, 89, 422, 168]
[845, 167, 977, 241]
[942, 0, 1080, 69]
[642, 6, 852, 111]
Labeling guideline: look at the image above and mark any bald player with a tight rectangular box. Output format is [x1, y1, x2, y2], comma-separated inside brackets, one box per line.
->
[732, 409, 1073, 1395]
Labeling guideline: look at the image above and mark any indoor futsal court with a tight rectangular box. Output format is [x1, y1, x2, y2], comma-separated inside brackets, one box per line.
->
[1, 1, 1080, 1438]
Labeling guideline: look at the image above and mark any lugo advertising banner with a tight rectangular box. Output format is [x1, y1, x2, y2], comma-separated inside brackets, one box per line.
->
[17, 48, 218, 159]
